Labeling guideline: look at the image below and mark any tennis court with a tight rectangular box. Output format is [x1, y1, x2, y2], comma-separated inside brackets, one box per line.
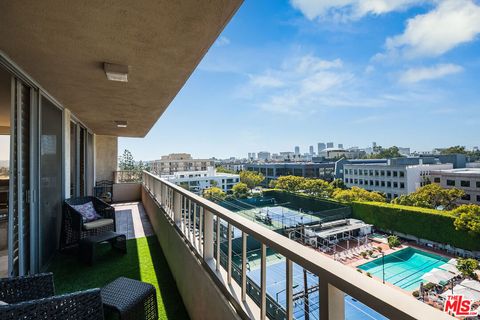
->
[238, 205, 321, 229]
[247, 260, 388, 320]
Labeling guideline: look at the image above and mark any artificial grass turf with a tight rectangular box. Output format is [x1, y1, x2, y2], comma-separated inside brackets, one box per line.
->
[49, 236, 189, 320]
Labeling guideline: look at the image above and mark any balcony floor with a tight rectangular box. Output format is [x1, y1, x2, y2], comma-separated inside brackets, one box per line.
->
[49, 202, 189, 319]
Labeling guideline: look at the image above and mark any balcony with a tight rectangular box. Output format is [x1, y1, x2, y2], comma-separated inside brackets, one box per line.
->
[52, 171, 447, 319]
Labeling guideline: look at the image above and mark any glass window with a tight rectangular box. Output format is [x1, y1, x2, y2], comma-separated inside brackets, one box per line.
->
[387, 181, 391, 187]
[447, 180, 455, 186]
[393, 182, 398, 188]
[477, 181, 480, 188]
[393, 171, 398, 177]
[461, 180, 470, 187]
[462, 194, 471, 201]
[399, 171, 405, 177]
[400, 182, 405, 189]
[434, 177, 440, 183]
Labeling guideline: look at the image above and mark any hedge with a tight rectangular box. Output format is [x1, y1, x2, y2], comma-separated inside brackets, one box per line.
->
[351, 201, 480, 251]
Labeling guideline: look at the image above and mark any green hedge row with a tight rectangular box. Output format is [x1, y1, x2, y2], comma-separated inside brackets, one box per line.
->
[351, 201, 480, 251]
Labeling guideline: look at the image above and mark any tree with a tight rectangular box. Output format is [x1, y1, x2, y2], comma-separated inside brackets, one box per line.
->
[179, 182, 190, 191]
[119, 149, 136, 170]
[441, 146, 467, 155]
[368, 146, 403, 159]
[452, 205, 480, 236]
[392, 184, 464, 210]
[239, 171, 264, 190]
[330, 178, 346, 190]
[387, 235, 401, 248]
[275, 176, 305, 192]
[268, 179, 277, 189]
[301, 178, 334, 198]
[232, 182, 249, 198]
[216, 166, 237, 174]
[203, 187, 226, 202]
[456, 258, 479, 278]
[332, 186, 386, 202]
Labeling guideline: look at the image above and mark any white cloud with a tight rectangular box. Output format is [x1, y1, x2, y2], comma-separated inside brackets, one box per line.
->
[399, 63, 463, 83]
[215, 36, 231, 47]
[290, 0, 428, 21]
[245, 54, 354, 114]
[381, 0, 480, 59]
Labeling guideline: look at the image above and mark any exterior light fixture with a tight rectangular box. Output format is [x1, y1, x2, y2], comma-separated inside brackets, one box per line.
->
[104, 63, 129, 82]
[115, 120, 128, 128]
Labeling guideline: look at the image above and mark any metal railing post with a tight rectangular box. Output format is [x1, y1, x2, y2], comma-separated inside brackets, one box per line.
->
[216, 217, 221, 271]
[242, 232, 247, 301]
[260, 243, 267, 320]
[203, 209, 213, 260]
[227, 223, 232, 285]
[286, 259, 293, 320]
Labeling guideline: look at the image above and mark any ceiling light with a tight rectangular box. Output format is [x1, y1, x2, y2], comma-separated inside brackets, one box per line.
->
[115, 120, 128, 128]
[104, 63, 129, 82]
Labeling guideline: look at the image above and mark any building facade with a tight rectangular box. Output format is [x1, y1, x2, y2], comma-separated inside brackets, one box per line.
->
[162, 167, 240, 194]
[149, 153, 214, 175]
[343, 158, 453, 200]
[430, 168, 480, 205]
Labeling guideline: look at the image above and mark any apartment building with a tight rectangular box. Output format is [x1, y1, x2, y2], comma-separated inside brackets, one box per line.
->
[162, 167, 240, 194]
[343, 158, 453, 199]
[149, 153, 214, 175]
[430, 168, 480, 204]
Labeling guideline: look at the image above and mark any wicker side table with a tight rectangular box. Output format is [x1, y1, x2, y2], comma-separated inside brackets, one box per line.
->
[79, 231, 126, 265]
[101, 277, 157, 320]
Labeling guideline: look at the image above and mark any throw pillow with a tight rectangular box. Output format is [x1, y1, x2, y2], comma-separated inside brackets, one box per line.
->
[71, 201, 101, 222]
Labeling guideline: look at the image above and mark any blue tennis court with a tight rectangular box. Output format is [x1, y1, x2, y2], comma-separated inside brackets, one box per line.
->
[247, 261, 388, 319]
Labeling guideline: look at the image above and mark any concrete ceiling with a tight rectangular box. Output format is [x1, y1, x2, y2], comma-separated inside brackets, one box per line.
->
[0, 0, 242, 137]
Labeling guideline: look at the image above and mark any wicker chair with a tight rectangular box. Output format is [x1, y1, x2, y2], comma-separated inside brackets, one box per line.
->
[61, 196, 116, 249]
[0, 273, 55, 304]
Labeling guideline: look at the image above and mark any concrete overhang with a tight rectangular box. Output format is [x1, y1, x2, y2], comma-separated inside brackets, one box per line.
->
[0, 0, 242, 137]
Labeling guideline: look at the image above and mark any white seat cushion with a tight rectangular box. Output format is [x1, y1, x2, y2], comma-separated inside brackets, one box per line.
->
[83, 218, 114, 231]
[0, 300, 8, 305]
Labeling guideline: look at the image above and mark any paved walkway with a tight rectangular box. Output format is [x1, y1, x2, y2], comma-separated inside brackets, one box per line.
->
[113, 202, 154, 239]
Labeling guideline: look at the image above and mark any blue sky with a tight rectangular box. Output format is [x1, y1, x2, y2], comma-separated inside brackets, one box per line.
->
[119, 0, 480, 160]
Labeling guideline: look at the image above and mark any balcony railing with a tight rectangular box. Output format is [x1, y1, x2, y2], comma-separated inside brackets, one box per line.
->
[142, 171, 453, 320]
[114, 170, 143, 184]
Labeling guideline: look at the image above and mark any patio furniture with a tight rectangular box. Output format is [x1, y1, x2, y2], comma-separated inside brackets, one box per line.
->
[94, 180, 114, 203]
[101, 277, 157, 320]
[0, 288, 104, 320]
[0, 272, 104, 319]
[79, 231, 127, 265]
[0, 273, 55, 304]
[61, 196, 116, 249]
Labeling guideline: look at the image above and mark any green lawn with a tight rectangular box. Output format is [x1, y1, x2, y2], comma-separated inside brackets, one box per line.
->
[49, 236, 189, 320]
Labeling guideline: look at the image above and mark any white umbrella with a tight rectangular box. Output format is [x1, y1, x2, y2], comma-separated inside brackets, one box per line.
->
[441, 280, 480, 302]
[422, 268, 455, 285]
[439, 261, 460, 275]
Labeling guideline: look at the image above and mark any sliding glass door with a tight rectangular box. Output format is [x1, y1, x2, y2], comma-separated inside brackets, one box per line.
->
[38, 96, 62, 269]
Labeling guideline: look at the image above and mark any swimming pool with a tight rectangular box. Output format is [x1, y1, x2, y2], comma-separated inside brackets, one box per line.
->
[358, 247, 449, 291]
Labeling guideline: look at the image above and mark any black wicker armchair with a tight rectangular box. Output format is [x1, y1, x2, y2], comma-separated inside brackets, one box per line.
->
[0, 288, 104, 320]
[0, 273, 55, 304]
[61, 196, 116, 249]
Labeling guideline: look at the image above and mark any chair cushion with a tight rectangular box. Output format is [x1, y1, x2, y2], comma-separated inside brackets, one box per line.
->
[0, 300, 7, 305]
[71, 201, 101, 222]
[83, 218, 114, 231]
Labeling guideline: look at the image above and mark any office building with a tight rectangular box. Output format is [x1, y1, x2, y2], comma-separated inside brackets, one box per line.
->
[257, 151, 271, 161]
[430, 168, 480, 205]
[294, 146, 300, 155]
[149, 153, 214, 175]
[318, 142, 326, 154]
[344, 158, 453, 199]
[162, 167, 240, 194]
[327, 142, 334, 148]
[309, 145, 314, 155]
[338, 144, 344, 149]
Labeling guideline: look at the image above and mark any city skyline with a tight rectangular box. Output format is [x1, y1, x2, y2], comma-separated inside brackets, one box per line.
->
[119, 0, 480, 160]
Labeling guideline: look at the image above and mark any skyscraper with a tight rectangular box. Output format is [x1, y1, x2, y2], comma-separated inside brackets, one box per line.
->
[309, 145, 314, 155]
[294, 146, 300, 155]
[338, 143, 344, 149]
[327, 142, 334, 148]
[317, 143, 326, 153]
